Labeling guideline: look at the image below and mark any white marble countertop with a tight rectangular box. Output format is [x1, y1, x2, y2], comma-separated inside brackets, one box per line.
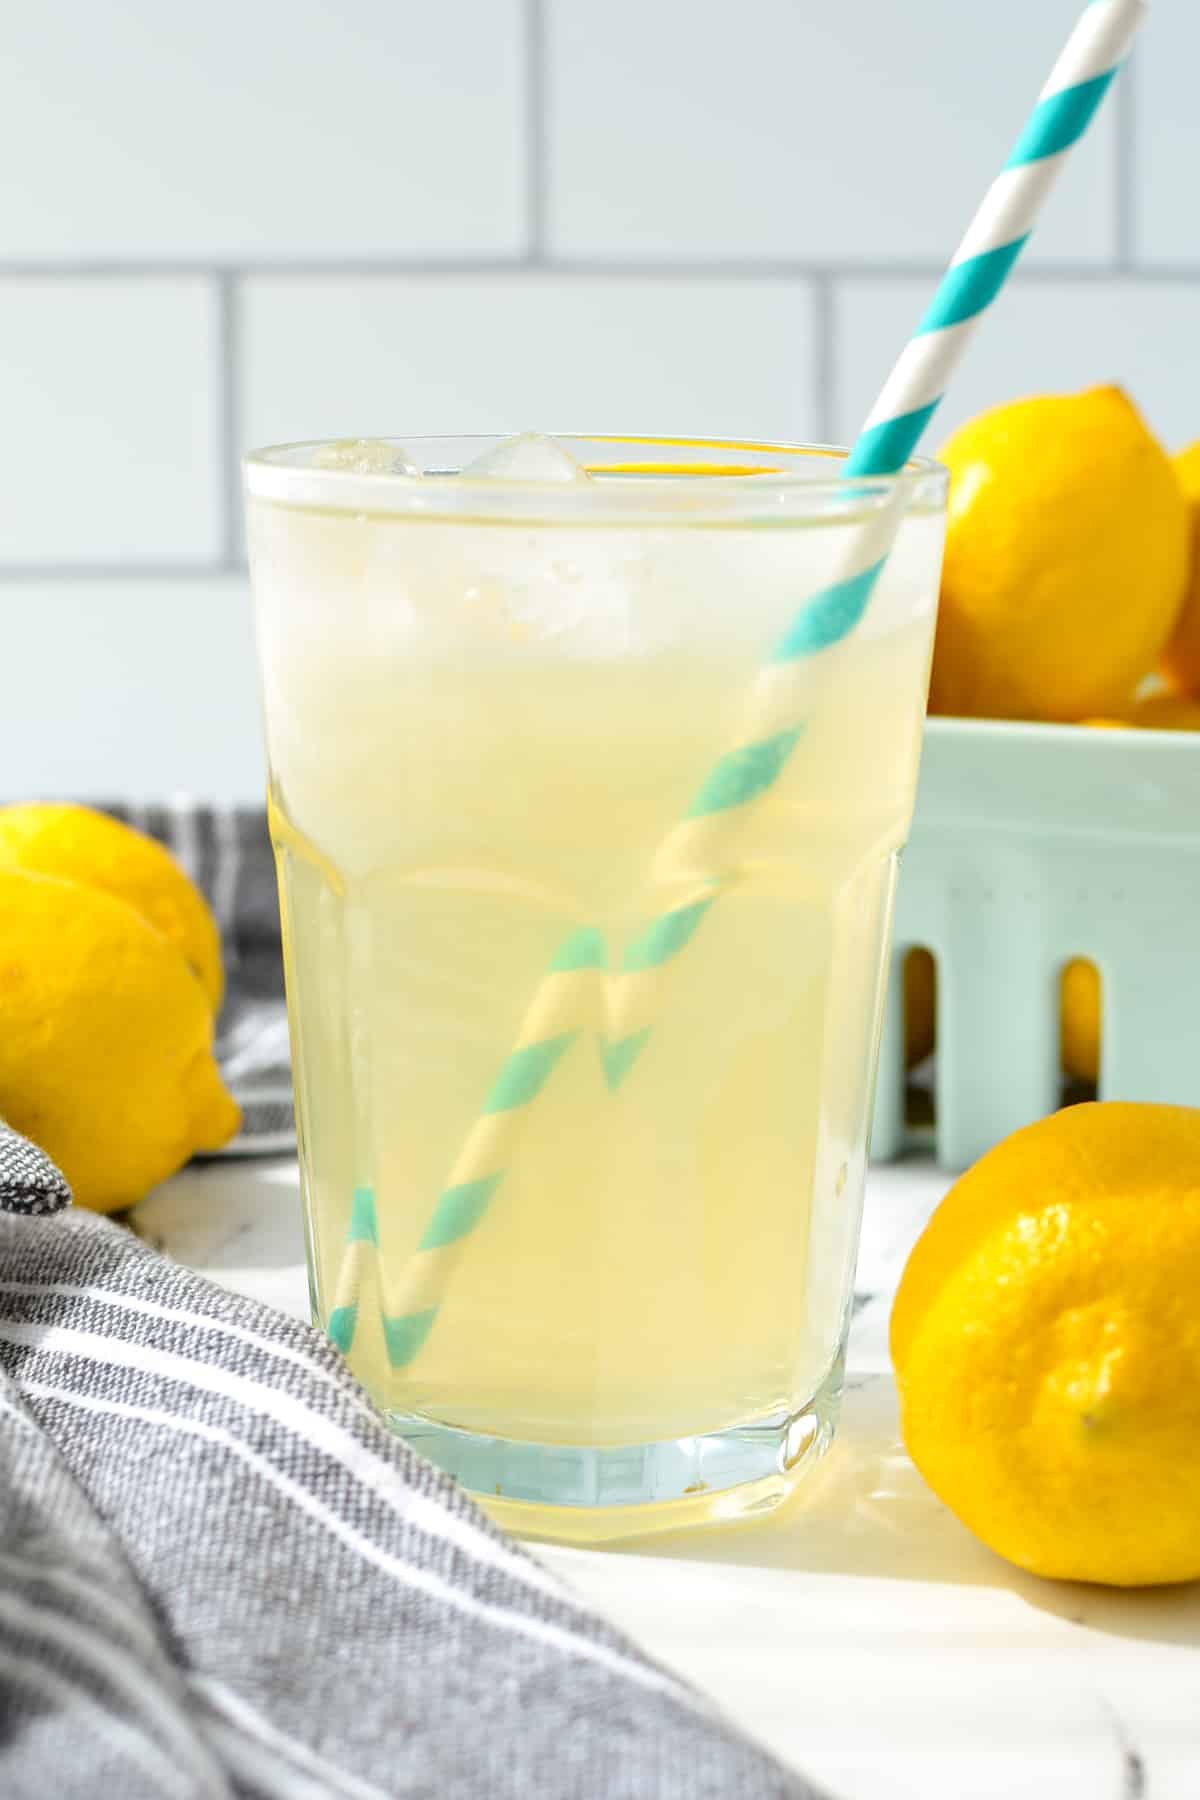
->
[132, 1159, 1200, 1800]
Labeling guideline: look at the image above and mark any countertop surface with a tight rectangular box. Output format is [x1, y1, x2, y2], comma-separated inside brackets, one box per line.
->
[131, 1158, 1200, 1800]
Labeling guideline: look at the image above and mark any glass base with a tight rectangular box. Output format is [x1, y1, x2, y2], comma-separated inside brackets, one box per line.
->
[387, 1358, 843, 1545]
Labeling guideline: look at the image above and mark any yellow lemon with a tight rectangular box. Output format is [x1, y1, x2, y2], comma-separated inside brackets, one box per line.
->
[904, 947, 936, 1068]
[1060, 957, 1101, 1084]
[891, 1102, 1200, 1586]
[1161, 442, 1200, 697]
[930, 387, 1188, 721]
[1125, 690, 1200, 731]
[0, 868, 239, 1212]
[0, 803, 223, 1013]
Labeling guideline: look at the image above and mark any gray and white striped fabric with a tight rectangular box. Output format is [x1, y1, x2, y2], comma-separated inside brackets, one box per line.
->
[0, 1146, 815, 1798]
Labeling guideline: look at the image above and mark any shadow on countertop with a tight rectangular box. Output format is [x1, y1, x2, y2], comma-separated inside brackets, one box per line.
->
[612, 1377, 1200, 1647]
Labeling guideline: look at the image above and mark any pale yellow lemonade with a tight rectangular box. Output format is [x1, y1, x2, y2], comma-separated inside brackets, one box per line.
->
[247, 448, 943, 1491]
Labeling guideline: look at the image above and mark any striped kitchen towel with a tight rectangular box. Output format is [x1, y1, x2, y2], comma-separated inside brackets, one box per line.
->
[0, 1127, 817, 1800]
[104, 802, 295, 1155]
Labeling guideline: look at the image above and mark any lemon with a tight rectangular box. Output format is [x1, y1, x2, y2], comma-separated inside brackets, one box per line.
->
[0, 868, 239, 1212]
[904, 947, 936, 1068]
[1161, 442, 1200, 697]
[0, 803, 223, 1013]
[891, 1102, 1200, 1586]
[1060, 957, 1101, 1084]
[1125, 690, 1200, 731]
[1076, 702, 1200, 726]
[930, 387, 1189, 722]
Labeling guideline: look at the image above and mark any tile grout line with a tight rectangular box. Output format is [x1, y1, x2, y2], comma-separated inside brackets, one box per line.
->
[524, 0, 548, 265]
[1113, 45, 1137, 272]
[215, 271, 245, 568]
[811, 272, 835, 444]
[0, 258, 1195, 282]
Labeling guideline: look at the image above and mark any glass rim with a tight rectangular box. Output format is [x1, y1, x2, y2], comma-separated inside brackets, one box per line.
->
[243, 433, 948, 524]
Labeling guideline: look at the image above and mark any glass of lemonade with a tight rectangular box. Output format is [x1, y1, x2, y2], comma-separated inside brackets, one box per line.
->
[244, 434, 946, 1542]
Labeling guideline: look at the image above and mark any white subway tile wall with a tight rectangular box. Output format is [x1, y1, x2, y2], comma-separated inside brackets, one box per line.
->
[243, 275, 816, 445]
[0, 279, 220, 564]
[1, 581, 263, 802]
[0, 0, 527, 260]
[1, 0, 1195, 800]
[1133, 13, 1200, 266]
[545, 0, 1118, 265]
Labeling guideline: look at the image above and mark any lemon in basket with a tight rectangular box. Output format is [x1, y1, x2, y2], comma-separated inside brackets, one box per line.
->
[892, 1102, 1200, 1586]
[0, 867, 239, 1212]
[1060, 957, 1102, 1084]
[1125, 690, 1200, 731]
[904, 947, 936, 1067]
[930, 387, 1189, 722]
[1161, 440, 1200, 698]
[0, 802, 225, 1014]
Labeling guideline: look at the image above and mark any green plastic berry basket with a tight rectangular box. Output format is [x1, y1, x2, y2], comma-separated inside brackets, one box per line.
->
[872, 717, 1200, 1170]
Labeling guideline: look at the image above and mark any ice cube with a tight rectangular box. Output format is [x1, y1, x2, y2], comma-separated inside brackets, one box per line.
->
[314, 439, 420, 475]
[463, 432, 590, 482]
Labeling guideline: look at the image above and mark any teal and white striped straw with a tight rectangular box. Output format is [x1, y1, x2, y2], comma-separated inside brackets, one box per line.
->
[846, 0, 1144, 480]
[328, 928, 606, 1359]
[332, 0, 1148, 1368]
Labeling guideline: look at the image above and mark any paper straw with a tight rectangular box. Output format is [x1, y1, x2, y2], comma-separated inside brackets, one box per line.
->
[332, 929, 606, 1366]
[333, 0, 1148, 1366]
